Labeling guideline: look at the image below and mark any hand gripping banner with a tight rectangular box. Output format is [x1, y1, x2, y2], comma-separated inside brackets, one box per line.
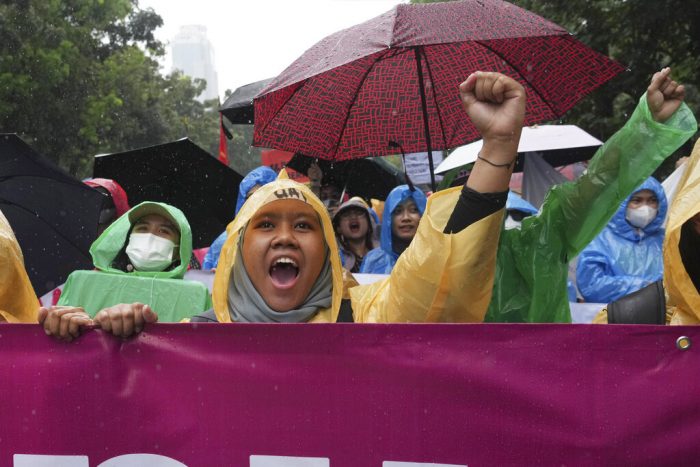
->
[2, 323, 700, 466]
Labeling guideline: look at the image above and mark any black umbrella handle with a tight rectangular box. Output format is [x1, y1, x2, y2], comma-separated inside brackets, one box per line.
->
[414, 46, 437, 193]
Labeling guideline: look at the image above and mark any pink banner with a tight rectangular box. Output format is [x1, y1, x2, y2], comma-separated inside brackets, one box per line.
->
[2, 323, 700, 466]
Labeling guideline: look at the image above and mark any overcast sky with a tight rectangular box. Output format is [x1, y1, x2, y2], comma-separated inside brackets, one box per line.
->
[139, 0, 404, 98]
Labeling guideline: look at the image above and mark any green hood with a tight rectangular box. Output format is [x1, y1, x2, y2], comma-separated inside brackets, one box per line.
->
[89, 201, 192, 279]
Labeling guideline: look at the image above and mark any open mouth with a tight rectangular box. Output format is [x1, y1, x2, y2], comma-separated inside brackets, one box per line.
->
[349, 220, 361, 233]
[269, 257, 299, 288]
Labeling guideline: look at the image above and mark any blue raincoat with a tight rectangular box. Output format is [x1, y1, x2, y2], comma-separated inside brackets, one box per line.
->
[506, 191, 538, 216]
[203, 166, 277, 270]
[360, 185, 427, 274]
[576, 177, 667, 303]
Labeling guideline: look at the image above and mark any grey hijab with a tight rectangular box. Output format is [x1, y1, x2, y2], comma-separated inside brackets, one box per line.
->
[227, 241, 333, 323]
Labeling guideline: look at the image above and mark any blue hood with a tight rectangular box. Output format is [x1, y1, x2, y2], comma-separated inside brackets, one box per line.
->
[379, 185, 428, 257]
[609, 177, 667, 241]
[235, 166, 278, 214]
[203, 166, 278, 270]
[506, 191, 538, 216]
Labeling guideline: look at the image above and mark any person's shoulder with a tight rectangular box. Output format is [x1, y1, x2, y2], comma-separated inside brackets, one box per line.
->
[189, 309, 219, 322]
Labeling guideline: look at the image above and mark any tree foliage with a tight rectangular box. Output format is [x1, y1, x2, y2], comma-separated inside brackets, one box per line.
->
[512, 0, 700, 177]
[410, 0, 700, 175]
[0, 0, 222, 177]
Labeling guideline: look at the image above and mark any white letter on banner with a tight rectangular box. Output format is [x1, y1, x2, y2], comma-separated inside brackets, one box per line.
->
[14, 455, 89, 467]
[250, 455, 329, 467]
[97, 454, 187, 466]
[383, 463, 467, 467]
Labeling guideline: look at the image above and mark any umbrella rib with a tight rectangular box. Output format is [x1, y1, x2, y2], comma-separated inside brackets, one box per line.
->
[255, 80, 308, 139]
[331, 49, 400, 159]
[0, 198, 92, 260]
[473, 37, 560, 117]
[0, 174, 90, 186]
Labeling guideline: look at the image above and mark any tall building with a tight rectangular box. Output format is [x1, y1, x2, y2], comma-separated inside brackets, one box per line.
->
[171, 25, 219, 102]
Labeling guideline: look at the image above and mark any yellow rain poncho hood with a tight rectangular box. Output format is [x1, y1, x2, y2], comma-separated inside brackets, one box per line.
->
[0, 210, 37, 323]
[213, 170, 344, 322]
[214, 171, 505, 323]
[665, 139, 700, 324]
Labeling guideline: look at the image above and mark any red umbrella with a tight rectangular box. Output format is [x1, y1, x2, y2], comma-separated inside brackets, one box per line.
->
[253, 0, 624, 190]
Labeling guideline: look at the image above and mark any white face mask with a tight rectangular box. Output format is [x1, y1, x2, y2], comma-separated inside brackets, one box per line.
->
[125, 233, 177, 272]
[626, 205, 658, 229]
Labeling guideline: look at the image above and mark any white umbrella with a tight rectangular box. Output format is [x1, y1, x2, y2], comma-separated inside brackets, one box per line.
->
[435, 124, 603, 174]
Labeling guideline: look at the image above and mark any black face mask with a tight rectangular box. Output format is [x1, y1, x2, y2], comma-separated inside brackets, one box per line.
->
[679, 220, 700, 294]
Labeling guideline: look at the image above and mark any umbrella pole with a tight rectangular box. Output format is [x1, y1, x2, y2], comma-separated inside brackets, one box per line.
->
[414, 47, 437, 193]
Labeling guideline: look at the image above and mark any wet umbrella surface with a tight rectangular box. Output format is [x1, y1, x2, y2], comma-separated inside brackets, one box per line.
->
[220, 78, 273, 125]
[0, 134, 105, 295]
[287, 153, 407, 201]
[253, 0, 624, 190]
[93, 138, 243, 249]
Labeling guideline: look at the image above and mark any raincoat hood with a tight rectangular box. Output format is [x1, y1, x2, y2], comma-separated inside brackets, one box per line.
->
[235, 166, 278, 214]
[89, 201, 192, 279]
[83, 178, 130, 217]
[379, 185, 427, 258]
[213, 170, 344, 323]
[333, 196, 374, 233]
[506, 191, 538, 216]
[665, 139, 700, 324]
[609, 177, 667, 240]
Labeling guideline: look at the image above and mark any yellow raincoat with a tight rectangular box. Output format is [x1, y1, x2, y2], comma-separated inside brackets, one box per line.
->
[665, 139, 700, 325]
[0, 210, 38, 323]
[212, 172, 503, 323]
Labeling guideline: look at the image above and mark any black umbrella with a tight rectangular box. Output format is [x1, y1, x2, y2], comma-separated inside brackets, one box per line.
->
[93, 138, 243, 249]
[286, 153, 407, 201]
[220, 78, 273, 125]
[0, 134, 105, 295]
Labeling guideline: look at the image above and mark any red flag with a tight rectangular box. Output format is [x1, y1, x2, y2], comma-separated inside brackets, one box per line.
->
[218, 113, 228, 165]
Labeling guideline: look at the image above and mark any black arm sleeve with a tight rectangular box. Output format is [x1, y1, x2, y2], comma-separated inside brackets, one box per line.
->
[443, 186, 508, 234]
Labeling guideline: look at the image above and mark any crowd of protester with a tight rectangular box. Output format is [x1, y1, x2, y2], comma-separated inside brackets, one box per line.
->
[0, 68, 698, 339]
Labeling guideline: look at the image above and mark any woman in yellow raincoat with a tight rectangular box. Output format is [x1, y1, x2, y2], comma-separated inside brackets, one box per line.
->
[0, 210, 38, 323]
[41, 71, 526, 337]
[663, 138, 700, 324]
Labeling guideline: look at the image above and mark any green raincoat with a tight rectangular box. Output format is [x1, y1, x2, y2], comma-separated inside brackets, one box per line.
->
[58, 202, 212, 321]
[485, 94, 697, 323]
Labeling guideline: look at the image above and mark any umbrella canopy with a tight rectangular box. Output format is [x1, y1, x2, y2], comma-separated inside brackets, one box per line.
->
[436, 124, 603, 174]
[253, 0, 624, 190]
[220, 78, 273, 125]
[93, 138, 244, 249]
[286, 153, 407, 201]
[0, 134, 105, 295]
